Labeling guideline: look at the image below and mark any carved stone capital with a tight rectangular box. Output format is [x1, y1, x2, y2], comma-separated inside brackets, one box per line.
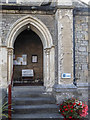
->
[8, 48, 13, 55]
[44, 48, 51, 55]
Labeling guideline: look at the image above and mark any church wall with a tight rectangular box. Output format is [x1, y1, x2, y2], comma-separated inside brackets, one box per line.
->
[75, 10, 88, 83]
[1, 10, 57, 83]
[1, 12, 55, 46]
[0, 6, 89, 103]
[74, 9, 88, 101]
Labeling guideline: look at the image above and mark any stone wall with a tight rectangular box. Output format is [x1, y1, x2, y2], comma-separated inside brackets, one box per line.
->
[53, 8, 76, 103]
[56, 8, 73, 84]
[53, 8, 89, 104]
[75, 9, 88, 84]
[1, 11, 55, 47]
[1, 10, 56, 83]
[0, 9, 56, 91]
[88, 11, 90, 82]
[88, 8, 90, 114]
[0, 6, 89, 104]
[74, 8, 88, 102]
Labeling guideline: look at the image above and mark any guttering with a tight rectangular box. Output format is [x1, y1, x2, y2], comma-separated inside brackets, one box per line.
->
[73, 8, 76, 86]
[0, 4, 56, 12]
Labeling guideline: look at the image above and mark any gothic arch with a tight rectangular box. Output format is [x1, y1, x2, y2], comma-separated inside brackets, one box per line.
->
[7, 15, 53, 48]
[7, 15, 55, 91]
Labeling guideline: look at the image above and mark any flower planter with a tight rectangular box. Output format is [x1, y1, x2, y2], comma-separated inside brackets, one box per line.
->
[58, 98, 88, 119]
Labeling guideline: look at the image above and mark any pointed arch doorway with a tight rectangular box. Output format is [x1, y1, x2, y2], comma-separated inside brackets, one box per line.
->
[13, 29, 43, 86]
[7, 15, 55, 91]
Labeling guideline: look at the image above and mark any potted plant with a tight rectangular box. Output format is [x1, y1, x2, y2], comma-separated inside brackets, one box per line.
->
[58, 98, 88, 119]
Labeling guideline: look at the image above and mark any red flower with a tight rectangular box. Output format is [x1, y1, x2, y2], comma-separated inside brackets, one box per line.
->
[65, 108, 68, 111]
[63, 106, 66, 108]
[69, 116, 72, 119]
[71, 106, 73, 108]
[71, 110, 73, 112]
[78, 103, 81, 105]
[73, 103, 76, 105]
[59, 98, 88, 119]
[68, 105, 70, 108]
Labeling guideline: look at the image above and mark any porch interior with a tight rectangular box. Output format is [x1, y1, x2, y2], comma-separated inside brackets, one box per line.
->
[13, 29, 43, 86]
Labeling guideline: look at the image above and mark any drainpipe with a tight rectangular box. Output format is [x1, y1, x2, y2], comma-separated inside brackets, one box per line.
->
[73, 9, 76, 86]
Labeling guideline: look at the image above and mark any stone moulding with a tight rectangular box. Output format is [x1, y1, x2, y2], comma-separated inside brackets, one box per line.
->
[7, 15, 53, 48]
[6, 15, 55, 92]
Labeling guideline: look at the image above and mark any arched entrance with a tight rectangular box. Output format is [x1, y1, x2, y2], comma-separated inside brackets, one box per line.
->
[13, 29, 43, 86]
[7, 15, 55, 91]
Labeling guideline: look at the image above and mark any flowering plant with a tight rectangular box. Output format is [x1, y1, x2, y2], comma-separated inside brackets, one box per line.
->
[58, 98, 88, 119]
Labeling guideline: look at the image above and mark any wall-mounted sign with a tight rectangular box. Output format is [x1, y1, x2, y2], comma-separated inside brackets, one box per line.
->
[22, 69, 34, 77]
[32, 55, 38, 63]
[13, 54, 27, 65]
[62, 73, 71, 79]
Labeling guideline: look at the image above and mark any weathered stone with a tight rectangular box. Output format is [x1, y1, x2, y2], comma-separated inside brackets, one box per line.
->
[88, 70, 90, 76]
[55, 8, 73, 85]
[88, 55, 90, 63]
[0, 0, 89, 106]
[89, 64, 90, 70]
[85, 34, 88, 40]
[82, 64, 88, 70]
[79, 47, 87, 52]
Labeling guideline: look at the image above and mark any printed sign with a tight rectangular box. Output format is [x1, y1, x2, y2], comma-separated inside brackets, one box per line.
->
[13, 54, 27, 65]
[62, 73, 71, 79]
[22, 69, 34, 77]
[32, 55, 38, 63]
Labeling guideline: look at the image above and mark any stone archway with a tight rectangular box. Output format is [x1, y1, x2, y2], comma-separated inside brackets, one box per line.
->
[7, 15, 55, 91]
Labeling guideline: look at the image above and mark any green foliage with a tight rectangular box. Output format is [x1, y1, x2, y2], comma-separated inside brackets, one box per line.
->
[0, 102, 13, 118]
[58, 98, 88, 119]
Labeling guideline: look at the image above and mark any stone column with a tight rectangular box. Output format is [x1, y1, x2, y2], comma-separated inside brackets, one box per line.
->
[54, 8, 77, 103]
[44, 46, 55, 92]
[49, 46, 55, 88]
[56, 8, 74, 84]
[88, 13, 90, 83]
[44, 48, 50, 90]
[0, 46, 8, 107]
[0, 43, 2, 120]
[0, 46, 8, 87]
[0, 45, 2, 87]
[7, 47, 13, 84]
[57, 0, 72, 6]
[6, 0, 8, 3]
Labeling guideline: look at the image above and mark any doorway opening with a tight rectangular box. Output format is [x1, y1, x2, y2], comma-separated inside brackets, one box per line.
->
[13, 29, 43, 86]
[7, 15, 55, 91]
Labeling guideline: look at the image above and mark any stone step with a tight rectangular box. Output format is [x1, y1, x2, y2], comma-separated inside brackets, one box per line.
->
[11, 86, 63, 120]
[12, 91, 53, 98]
[12, 86, 45, 92]
[12, 104, 58, 114]
[11, 113, 64, 120]
[12, 97, 56, 105]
